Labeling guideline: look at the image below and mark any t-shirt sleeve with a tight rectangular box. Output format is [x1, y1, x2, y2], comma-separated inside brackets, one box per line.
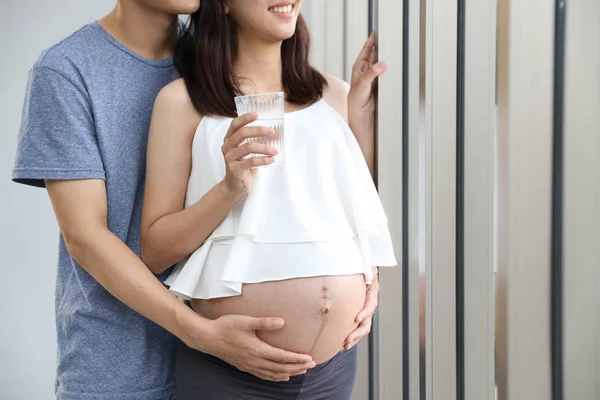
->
[12, 65, 106, 188]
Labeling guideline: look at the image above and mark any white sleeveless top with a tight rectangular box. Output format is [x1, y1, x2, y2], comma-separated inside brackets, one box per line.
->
[165, 99, 397, 300]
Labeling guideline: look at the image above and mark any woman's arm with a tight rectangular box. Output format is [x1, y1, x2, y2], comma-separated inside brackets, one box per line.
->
[140, 80, 239, 273]
[322, 74, 376, 176]
[323, 32, 387, 178]
[323, 34, 387, 350]
[140, 79, 278, 274]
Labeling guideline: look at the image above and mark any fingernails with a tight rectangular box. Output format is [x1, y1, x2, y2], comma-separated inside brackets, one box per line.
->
[309, 362, 316, 368]
[266, 128, 275, 135]
[272, 318, 284, 328]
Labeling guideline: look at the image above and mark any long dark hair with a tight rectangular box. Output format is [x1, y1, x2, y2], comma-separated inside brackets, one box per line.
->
[174, 0, 327, 118]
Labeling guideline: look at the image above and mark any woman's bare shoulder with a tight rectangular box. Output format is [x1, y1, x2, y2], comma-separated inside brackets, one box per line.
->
[153, 78, 202, 135]
[322, 74, 349, 121]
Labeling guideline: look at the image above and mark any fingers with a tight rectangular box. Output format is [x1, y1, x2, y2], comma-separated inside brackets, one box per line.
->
[255, 358, 314, 377]
[356, 280, 380, 323]
[250, 368, 292, 382]
[222, 126, 274, 153]
[234, 156, 276, 170]
[237, 362, 292, 382]
[243, 317, 285, 331]
[356, 294, 378, 323]
[352, 33, 377, 85]
[368, 44, 377, 64]
[230, 126, 275, 147]
[217, 316, 315, 382]
[226, 141, 278, 162]
[372, 266, 380, 278]
[225, 112, 258, 141]
[344, 317, 373, 350]
[357, 31, 376, 62]
[253, 341, 314, 365]
[249, 364, 311, 382]
[240, 339, 315, 381]
[358, 61, 388, 90]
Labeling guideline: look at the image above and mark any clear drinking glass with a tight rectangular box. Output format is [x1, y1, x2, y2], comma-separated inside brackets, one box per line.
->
[234, 92, 285, 166]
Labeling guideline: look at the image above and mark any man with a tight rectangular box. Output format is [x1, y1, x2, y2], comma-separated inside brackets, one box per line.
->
[13, 1, 382, 398]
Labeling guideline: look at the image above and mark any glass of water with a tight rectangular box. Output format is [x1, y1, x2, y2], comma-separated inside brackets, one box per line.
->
[234, 92, 285, 166]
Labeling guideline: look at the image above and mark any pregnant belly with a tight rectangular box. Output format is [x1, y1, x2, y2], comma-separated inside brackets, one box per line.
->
[191, 274, 366, 364]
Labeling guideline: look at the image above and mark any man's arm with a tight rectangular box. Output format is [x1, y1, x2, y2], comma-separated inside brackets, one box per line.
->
[46, 179, 205, 346]
[46, 178, 314, 382]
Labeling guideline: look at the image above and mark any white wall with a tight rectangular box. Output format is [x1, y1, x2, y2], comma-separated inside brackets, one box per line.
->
[303, 0, 368, 82]
[0, 2, 115, 399]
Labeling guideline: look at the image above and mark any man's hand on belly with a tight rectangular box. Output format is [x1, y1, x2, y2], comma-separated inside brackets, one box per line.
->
[201, 314, 317, 382]
[343, 267, 380, 350]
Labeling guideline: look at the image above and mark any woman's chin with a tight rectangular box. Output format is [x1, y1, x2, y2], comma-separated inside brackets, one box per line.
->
[268, 27, 297, 42]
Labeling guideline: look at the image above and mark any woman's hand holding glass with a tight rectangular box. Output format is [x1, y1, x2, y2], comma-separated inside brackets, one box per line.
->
[220, 112, 278, 199]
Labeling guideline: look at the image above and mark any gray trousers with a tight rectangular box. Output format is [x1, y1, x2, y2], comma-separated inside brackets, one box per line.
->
[176, 341, 358, 400]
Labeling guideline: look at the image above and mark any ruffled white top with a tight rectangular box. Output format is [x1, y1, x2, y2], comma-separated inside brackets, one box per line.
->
[165, 99, 397, 300]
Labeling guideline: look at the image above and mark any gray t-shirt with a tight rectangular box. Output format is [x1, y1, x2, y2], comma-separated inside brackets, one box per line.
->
[13, 22, 179, 400]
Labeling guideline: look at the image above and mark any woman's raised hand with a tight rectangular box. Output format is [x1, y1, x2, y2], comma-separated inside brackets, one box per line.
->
[348, 32, 388, 125]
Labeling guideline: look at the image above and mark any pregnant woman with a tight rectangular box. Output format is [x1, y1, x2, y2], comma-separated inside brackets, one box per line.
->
[140, 0, 396, 398]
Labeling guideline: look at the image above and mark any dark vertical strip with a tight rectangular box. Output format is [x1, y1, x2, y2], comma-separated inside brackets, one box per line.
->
[368, 0, 375, 33]
[456, 0, 466, 399]
[367, 2, 379, 400]
[369, 311, 380, 400]
[402, 0, 411, 400]
[551, 2, 566, 400]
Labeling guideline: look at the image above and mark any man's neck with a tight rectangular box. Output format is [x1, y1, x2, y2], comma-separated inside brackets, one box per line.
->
[99, 2, 179, 60]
